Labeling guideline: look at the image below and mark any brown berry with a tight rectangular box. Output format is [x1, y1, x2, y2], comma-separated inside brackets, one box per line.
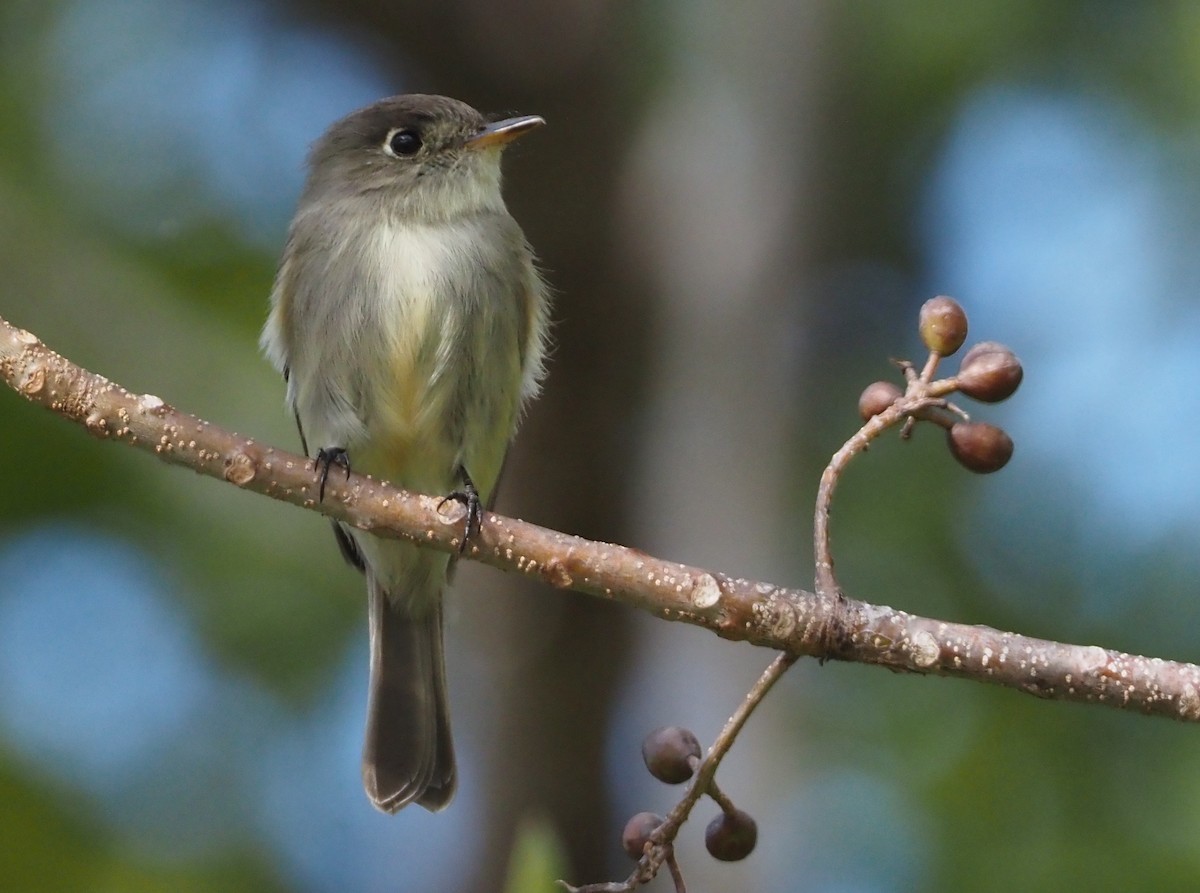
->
[919, 296, 968, 356]
[642, 726, 702, 784]
[621, 811, 663, 860]
[858, 380, 902, 421]
[947, 422, 1013, 473]
[705, 808, 758, 862]
[957, 342, 1023, 402]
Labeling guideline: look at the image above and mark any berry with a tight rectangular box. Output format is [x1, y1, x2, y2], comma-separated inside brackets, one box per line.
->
[705, 808, 758, 861]
[947, 422, 1013, 473]
[858, 380, 902, 421]
[957, 342, 1023, 403]
[919, 296, 968, 356]
[642, 726, 701, 784]
[621, 812, 663, 860]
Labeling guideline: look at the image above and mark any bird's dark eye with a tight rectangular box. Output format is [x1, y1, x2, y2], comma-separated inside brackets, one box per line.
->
[387, 129, 422, 156]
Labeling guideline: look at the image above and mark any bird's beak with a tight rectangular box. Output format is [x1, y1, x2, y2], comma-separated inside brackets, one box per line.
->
[465, 115, 545, 150]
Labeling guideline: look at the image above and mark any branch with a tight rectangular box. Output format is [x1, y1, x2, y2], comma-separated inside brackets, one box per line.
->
[4, 313, 1200, 721]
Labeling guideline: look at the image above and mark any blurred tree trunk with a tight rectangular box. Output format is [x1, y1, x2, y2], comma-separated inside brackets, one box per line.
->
[615, 3, 833, 889]
[286, 1, 648, 884]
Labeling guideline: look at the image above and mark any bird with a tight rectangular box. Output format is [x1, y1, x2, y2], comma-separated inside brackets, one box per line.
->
[261, 94, 549, 811]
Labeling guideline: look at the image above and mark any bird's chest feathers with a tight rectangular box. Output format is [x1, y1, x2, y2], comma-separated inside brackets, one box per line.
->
[369, 221, 463, 362]
[353, 220, 507, 462]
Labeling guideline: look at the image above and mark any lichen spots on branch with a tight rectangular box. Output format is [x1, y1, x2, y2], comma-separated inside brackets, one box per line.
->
[690, 573, 721, 609]
[909, 630, 940, 667]
[224, 452, 256, 486]
[515, 554, 541, 577]
[751, 595, 797, 639]
[19, 365, 45, 396]
[543, 558, 573, 589]
[1179, 683, 1200, 720]
[13, 327, 38, 346]
[1082, 646, 1108, 673]
[85, 409, 108, 435]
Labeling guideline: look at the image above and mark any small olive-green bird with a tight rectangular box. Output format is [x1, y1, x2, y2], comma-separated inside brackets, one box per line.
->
[261, 94, 549, 812]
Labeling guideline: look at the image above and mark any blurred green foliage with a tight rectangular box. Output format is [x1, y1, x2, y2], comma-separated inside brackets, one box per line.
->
[503, 817, 571, 893]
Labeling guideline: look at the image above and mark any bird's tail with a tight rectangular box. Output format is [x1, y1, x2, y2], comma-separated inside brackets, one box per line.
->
[362, 573, 456, 812]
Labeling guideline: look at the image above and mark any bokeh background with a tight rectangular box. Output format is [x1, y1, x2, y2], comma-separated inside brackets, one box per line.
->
[4, 1, 1200, 890]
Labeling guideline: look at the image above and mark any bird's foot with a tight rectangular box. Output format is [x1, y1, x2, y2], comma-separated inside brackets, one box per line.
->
[438, 467, 483, 554]
[315, 447, 351, 502]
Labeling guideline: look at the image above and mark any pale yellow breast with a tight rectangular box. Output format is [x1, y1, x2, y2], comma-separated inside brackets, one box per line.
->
[351, 221, 468, 493]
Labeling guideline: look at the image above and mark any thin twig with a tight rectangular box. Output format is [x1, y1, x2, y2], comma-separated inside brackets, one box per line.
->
[812, 355, 972, 653]
[703, 774, 738, 817]
[562, 653, 797, 892]
[649, 654, 796, 863]
[814, 403, 907, 601]
[664, 852, 687, 893]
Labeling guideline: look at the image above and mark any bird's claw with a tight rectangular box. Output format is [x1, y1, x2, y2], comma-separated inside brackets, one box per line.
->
[315, 447, 351, 502]
[438, 469, 483, 554]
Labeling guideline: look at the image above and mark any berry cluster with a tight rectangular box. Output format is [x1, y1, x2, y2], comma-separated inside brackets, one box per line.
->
[621, 726, 758, 866]
[858, 296, 1023, 473]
